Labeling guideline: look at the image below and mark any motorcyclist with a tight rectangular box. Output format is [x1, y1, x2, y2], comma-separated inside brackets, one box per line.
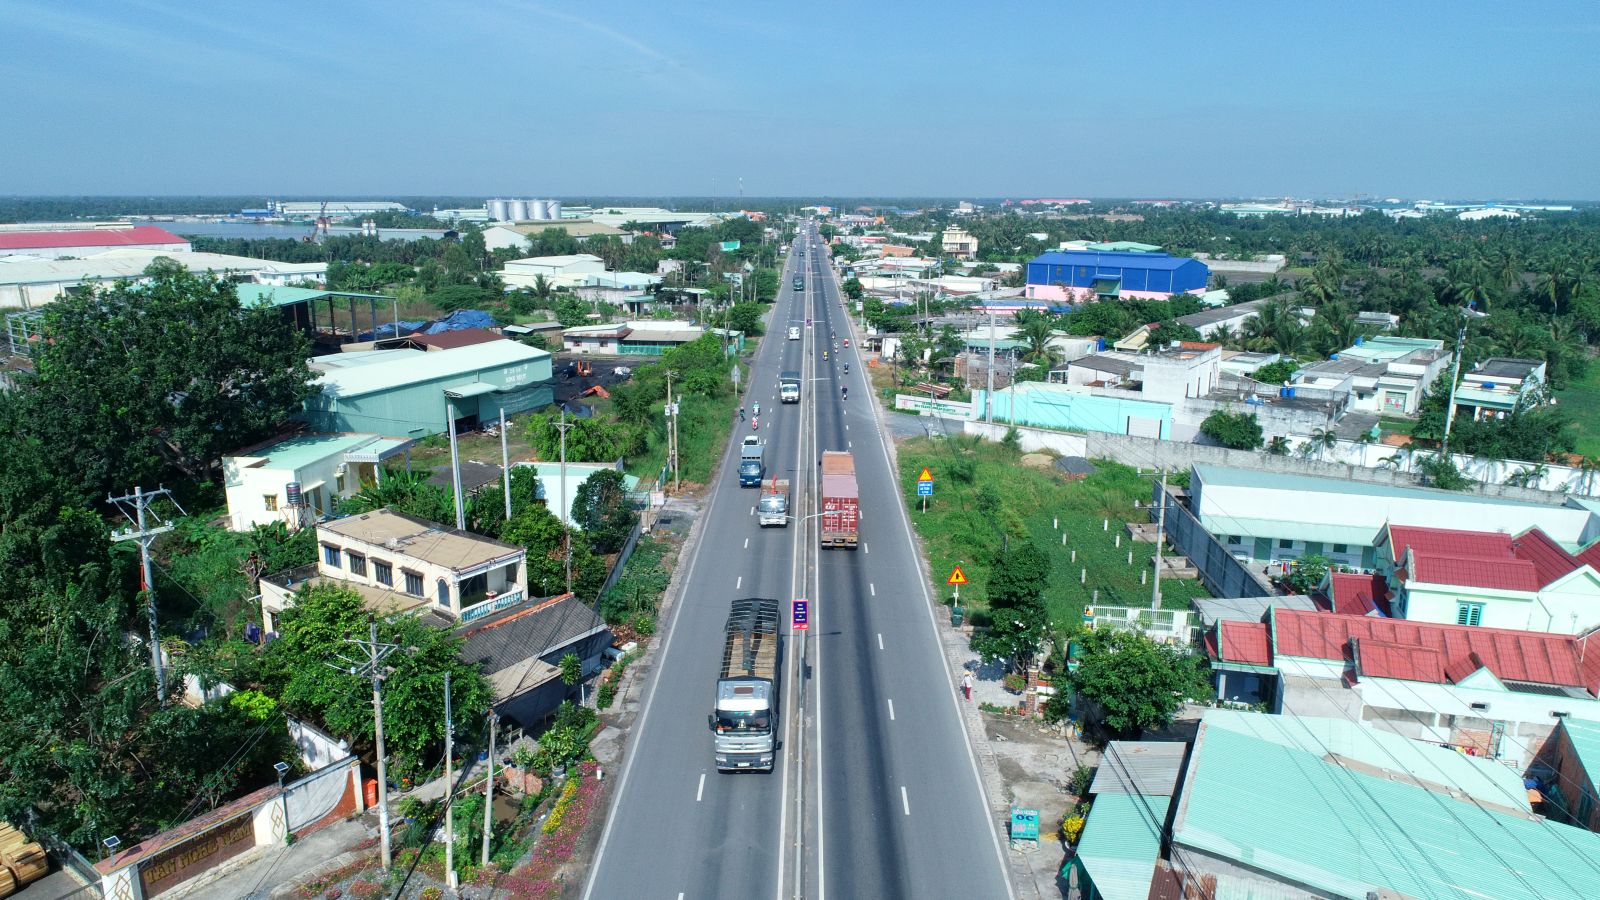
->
[753, 401, 761, 417]
[752, 416, 759, 430]
[823, 350, 829, 361]
[841, 385, 848, 400]
[739, 406, 745, 421]
[844, 363, 850, 375]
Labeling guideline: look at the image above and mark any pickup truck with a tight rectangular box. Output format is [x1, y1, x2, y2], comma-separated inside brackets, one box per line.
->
[757, 478, 790, 526]
[738, 436, 764, 487]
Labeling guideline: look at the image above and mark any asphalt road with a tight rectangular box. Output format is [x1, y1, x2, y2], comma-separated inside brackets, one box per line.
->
[584, 225, 1010, 900]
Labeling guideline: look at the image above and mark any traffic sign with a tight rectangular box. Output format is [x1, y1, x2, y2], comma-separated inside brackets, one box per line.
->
[917, 467, 934, 482]
[917, 480, 933, 497]
[948, 566, 968, 586]
[792, 599, 809, 631]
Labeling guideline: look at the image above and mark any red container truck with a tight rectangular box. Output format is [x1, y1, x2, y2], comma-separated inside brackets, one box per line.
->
[820, 451, 859, 549]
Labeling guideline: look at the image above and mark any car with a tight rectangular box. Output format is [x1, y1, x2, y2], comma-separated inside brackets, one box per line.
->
[614, 367, 632, 377]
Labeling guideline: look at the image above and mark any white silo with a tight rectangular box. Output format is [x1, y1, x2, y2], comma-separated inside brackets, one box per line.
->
[546, 200, 563, 220]
[514, 200, 534, 221]
[488, 199, 510, 222]
[530, 200, 550, 221]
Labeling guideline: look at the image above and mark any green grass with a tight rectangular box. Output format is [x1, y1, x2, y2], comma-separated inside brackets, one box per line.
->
[898, 437, 1209, 629]
[624, 355, 752, 487]
[1558, 365, 1600, 457]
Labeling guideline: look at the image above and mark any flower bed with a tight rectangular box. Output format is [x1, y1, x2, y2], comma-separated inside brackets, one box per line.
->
[506, 762, 607, 898]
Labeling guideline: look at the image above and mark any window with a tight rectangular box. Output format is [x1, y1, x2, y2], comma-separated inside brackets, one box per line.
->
[403, 570, 424, 596]
[1226, 535, 1243, 545]
[322, 544, 341, 566]
[1278, 539, 1294, 550]
[1456, 602, 1485, 627]
[1332, 544, 1349, 555]
[263, 494, 279, 512]
[373, 559, 393, 587]
[1470, 701, 1490, 711]
[347, 553, 366, 577]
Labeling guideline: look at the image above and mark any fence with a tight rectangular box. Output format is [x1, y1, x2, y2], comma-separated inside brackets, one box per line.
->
[1088, 605, 1200, 645]
[596, 520, 645, 604]
[894, 393, 975, 418]
[1152, 479, 1272, 599]
[963, 420, 1088, 456]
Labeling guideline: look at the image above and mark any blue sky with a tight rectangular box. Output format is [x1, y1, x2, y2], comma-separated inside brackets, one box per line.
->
[4, 0, 1597, 199]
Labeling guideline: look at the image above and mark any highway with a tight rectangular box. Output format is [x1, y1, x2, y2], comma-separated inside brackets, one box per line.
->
[585, 223, 1011, 900]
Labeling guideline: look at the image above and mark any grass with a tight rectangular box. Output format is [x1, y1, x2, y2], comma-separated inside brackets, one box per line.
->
[1378, 416, 1417, 437]
[897, 437, 1209, 629]
[624, 351, 753, 487]
[407, 419, 537, 472]
[1557, 364, 1600, 457]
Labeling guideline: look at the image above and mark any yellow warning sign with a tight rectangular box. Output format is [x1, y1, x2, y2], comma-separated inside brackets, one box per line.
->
[947, 566, 968, 585]
[918, 467, 934, 482]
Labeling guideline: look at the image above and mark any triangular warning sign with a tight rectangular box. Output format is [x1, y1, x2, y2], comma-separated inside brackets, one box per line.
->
[947, 566, 968, 585]
[918, 468, 934, 482]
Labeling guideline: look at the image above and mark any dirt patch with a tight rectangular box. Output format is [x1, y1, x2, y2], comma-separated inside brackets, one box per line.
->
[1019, 453, 1054, 469]
[980, 711, 1096, 898]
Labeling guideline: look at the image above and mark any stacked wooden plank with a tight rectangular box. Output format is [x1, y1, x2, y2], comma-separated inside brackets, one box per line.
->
[0, 822, 48, 897]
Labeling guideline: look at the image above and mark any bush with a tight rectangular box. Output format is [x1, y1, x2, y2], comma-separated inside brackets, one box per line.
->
[1063, 813, 1086, 845]
[1251, 359, 1298, 385]
[1200, 409, 1264, 450]
[597, 679, 617, 710]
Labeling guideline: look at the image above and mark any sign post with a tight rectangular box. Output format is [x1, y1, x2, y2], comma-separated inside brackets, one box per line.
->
[947, 565, 967, 604]
[792, 599, 809, 632]
[917, 467, 934, 513]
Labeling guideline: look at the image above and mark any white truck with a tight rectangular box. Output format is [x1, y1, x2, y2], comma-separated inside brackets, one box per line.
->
[757, 478, 790, 527]
[787, 325, 801, 340]
[779, 370, 801, 404]
[710, 598, 781, 772]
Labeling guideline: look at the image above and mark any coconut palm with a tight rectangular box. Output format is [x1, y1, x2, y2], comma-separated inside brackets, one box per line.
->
[1209, 323, 1239, 349]
[1450, 260, 1496, 312]
[1579, 456, 1600, 497]
[1508, 464, 1549, 489]
[1310, 426, 1339, 461]
[1017, 317, 1061, 366]
[1266, 436, 1291, 456]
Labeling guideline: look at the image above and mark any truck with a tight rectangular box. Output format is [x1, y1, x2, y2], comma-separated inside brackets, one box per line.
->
[787, 325, 801, 340]
[779, 370, 801, 403]
[793, 275, 804, 292]
[738, 436, 764, 487]
[757, 478, 790, 526]
[709, 598, 781, 772]
[819, 451, 859, 549]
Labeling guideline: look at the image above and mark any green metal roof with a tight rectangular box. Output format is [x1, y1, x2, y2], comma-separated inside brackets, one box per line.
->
[1453, 386, 1520, 410]
[1191, 464, 1544, 509]
[1562, 719, 1600, 782]
[1071, 793, 1169, 900]
[237, 284, 395, 309]
[1175, 710, 1600, 900]
[233, 433, 378, 470]
[1087, 241, 1163, 253]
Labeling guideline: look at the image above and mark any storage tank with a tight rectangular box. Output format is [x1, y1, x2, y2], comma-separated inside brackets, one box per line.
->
[487, 199, 510, 222]
[511, 200, 532, 221]
[547, 200, 563, 220]
[530, 200, 550, 221]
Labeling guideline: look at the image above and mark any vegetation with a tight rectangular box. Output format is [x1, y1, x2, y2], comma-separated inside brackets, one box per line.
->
[969, 540, 1052, 678]
[571, 469, 638, 554]
[1250, 359, 1299, 385]
[1049, 628, 1211, 739]
[1200, 410, 1264, 450]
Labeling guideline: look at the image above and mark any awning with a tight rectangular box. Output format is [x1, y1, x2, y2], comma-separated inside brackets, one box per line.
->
[444, 382, 501, 400]
[343, 437, 413, 464]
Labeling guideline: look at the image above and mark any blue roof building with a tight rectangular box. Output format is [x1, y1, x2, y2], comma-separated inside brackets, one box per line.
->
[1025, 250, 1209, 302]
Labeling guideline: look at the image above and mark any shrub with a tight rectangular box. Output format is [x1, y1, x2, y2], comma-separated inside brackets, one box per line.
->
[1062, 813, 1086, 845]
[597, 679, 617, 710]
[348, 882, 382, 900]
[1200, 409, 1263, 450]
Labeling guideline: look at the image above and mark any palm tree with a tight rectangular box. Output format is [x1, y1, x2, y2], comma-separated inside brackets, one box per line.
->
[1508, 464, 1549, 489]
[1579, 456, 1600, 497]
[1451, 260, 1496, 312]
[531, 274, 555, 303]
[1266, 436, 1291, 456]
[1017, 317, 1061, 367]
[1310, 426, 1339, 461]
[1209, 323, 1238, 349]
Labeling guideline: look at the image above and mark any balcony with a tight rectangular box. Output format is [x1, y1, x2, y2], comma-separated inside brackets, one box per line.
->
[459, 590, 527, 624]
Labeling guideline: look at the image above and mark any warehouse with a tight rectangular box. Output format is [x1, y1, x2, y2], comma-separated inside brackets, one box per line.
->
[301, 341, 553, 437]
[0, 225, 190, 259]
[1024, 249, 1209, 302]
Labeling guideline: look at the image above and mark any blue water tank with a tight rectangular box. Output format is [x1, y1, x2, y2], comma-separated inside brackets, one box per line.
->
[1096, 338, 1107, 352]
[1355, 335, 1365, 345]
[1288, 387, 1297, 398]
[1329, 353, 1339, 360]
[1279, 387, 1289, 398]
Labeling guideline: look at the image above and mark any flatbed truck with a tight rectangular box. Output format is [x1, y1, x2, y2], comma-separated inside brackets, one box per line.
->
[709, 598, 781, 772]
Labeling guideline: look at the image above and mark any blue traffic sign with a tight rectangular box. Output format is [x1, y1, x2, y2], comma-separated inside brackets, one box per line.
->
[917, 480, 933, 497]
[792, 599, 810, 631]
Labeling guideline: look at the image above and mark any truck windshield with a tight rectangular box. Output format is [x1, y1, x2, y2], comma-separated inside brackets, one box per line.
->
[759, 496, 785, 512]
[715, 710, 771, 733]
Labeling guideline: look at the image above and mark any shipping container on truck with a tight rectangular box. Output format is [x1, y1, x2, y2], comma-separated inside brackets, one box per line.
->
[819, 451, 859, 549]
[709, 598, 781, 772]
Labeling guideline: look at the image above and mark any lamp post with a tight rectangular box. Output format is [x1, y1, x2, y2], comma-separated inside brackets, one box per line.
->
[274, 761, 292, 845]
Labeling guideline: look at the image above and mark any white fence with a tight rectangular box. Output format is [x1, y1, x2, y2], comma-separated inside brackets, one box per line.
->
[1088, 606, 1200, 645]
[1286, 436, 1595, 498]
[894, 393, 975, 419]
[964, 420, 1089, 456]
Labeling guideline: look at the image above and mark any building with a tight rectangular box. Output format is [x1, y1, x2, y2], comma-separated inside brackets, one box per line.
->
[258, 507, 528, 632]
[375, 328, 508, 352]
[480, 220, 628, 253]
[0, 225, 190, 259]
[939, 225, 978, 260]
[458, 593, 612, 729]
[1206, 606, 1600, 766]
[1188, 464, 1597, 571]
[1454, 357, 1547, 421]
[1292, 336, 1449, 416]
[1174, 300, 1264, 339]
[301, 340, 554, 437]
[511, 461, 642, 528]
[1023, 250, 1209, 302]
[580, 207, 721, 230]
[1540, 718, 1600, 831]
[269, 200, 407, 217]
[1459, 207, 1521, 221]
[223, 432, 414, 531]
[561, 321, 741, 356]
[497, 254, 607, 288]
[973, 382, 1173, 438]
[0, 248, 326, 309]
[1372, 523, 1600, 634]
[1062, 343, 1222, 406]
[1067, 741, 1186, 900]
[1166, 708, 1600, 899]
[1216, 350, 1281, 378]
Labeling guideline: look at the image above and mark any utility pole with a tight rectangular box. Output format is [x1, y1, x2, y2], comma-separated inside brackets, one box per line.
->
[1441, 306, 1487, 462]
[447, 400, 466, 530]
[109, 485, 182, 702]
[330, 621, 399, 871]
[553, 409, 575, 593]
[666, 369, 680, 494]
[1151, 469, 1168, 612]
[986, 306, 996, 425]
[482, 709, 498, 867]
[500, 407, 512, 521]
[443, 671, 458, 891]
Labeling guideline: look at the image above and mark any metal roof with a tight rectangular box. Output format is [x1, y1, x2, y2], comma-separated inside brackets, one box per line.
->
[1174, 709, 1600, 900]
[1072, 793, 1170, 900]
[1029, 250, 1203, 272]
[1561, 719, 1600, 782]
[237, 284, 395, 308]
[0, 225, 185, 250]
[314, 341, 550, 399]
[1089, 741, 1186, 796]
[1175, 300, 1264, 328]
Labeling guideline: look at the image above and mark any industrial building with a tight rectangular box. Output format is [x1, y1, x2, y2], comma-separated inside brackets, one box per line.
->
[480, 220, 627, 253]
[1024, 249, 1209, 302]
[497, 254, 607, 289]
[0, 225, 190, 259]
[0, 250, 327, 310]
[269, 200, 407, 217]
[301, 340, 553, 437]
[484, 199, 564, 222]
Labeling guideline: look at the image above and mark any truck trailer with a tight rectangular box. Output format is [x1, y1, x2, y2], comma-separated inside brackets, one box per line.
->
[819, 451, 859, 549]
[710, 598, 781, 772]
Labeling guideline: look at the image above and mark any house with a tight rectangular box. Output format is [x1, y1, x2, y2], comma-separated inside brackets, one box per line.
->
[1540, 718, 1600, 831]
[1060, 344, 1221, 405]
[940, 225, 978, 260]
[223, 432, 414, 531]
[562, 321, 741, 356]
[1356, 310, 1400, 330]
[258, 507, 529, 632]
[497, 254, 607, 289]
[1216, 350, 1281, 378]
[971, 382, 1172, 439]
[1067, 741, 1186, 900]
[1165, 708, 1600, 900]
[511, 461, 641, 528]
[1174, 299, 1265, 339]
[1188, 464, 1598, 572]
[1454, 357, 1547, 421]
[458, 593, 612, 729]
[0, 225, 190, 259]
[1204, 606, 1600, 767]
[1372, 523, 1600, 634]
[1023, 250, 1209, 302]
[1292, 336, 1448, 416]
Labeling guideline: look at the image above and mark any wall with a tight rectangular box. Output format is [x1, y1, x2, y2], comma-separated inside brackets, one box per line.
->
[963, 420, 1088, 456]
[975, 385, 1173, 439]
[1403, 570, 1600, 636]
[1152, 480, 1272, 599]
[894, 394, 976, 419]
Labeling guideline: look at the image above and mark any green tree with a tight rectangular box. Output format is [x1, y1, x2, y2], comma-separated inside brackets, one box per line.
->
[1200, 410, 1264, 450]
[571, 469, 637, 553]
[1284, 554, 1331, 594]
[341, 468, 456, 525]
[971, 540, 1052, 677]
[1251, 359, 1299, 385]
[841, 277, 864, 300]
[1054, 628, 1210, 739]
[559, 653, 582, 686]
[728, 302, 765, 336]
[500, 504, 606, 598]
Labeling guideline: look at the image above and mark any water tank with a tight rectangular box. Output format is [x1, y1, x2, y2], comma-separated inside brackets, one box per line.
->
[547, 200, 563, 220]
[487, 199, 510, 222]
[285, 482, 303, 508]
[530, 200, 550, 221]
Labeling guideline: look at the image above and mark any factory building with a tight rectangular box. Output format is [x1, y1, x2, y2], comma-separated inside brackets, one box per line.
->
[0, 225, 190, 260]
[1024, 249, 1209, 302]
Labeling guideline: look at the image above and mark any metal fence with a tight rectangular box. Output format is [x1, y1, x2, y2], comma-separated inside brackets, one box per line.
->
[1152, 480, 1272, 599]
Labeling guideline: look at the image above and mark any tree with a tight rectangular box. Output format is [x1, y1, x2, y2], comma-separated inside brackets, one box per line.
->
[1017, 317, 1062, 366]
[15, 267, 316, 502]
[571, 469, 637, 553]
[971, 540, 1052, 678]
[559, 653, 582, 687]
[342, 468, 456, 525]
[1251, 359, 1298, 385]
[841, 277, 864, 300]
[1054, 628, 1209, 739]
[1284, 555, 1331, 594]
[728, 302, 765, 336]
[1265, 435, 1291, 455]
[1200, 410, 1264, 450]
[500, 504, 606, 599]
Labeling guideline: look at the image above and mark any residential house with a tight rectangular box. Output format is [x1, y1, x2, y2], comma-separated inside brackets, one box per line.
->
[259, 507, 529, 632]
[1291, 335, 1448, 416]
[511, 461, 641, 528]
[1454, 357, 1547, 421]
[562, 321, 741, 356]
[1060, 344, 1221, 405]
[1174, 300, 1264, 340]
[1540, 718, 1600, 831]
[223, 433, 413, 531]
[1216, 350, 1281, 378]
[940, 225, 978, 260]
[1067, 742, 1186, 900]
[458, 593, 612, 729]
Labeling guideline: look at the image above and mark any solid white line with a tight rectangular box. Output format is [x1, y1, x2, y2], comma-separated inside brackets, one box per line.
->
[877, 633, 884, 650]
[887, 698, 896, 721]
[869, 583, 876, 597]
[696, 773, 705, 802]
[900, 786, 910, 816]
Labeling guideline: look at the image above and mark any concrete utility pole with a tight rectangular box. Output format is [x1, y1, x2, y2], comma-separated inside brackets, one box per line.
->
[330, 621, 399, 871]
[443, 671, 458, 891]
[482, 709, 498, 867]
[553, 409, 575, 593]
[1151, 469, 1168, 612]
[108, 485, 182, 702]
[500, 407, 512, 521]
[1441, 306, 1488, 462]
[666, 370, 681, 494]
[986, 307, 996, 425]
[447, 400, 466, 530]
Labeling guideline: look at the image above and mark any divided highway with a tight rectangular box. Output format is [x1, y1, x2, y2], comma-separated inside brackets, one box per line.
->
[585, 223, 1010, 900]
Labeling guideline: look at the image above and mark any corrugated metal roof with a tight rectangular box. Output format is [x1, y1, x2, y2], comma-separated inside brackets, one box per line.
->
[1029, 250, 1202, 272]
[1175, 709, 1600, 900]
[1089, 741, 1185, 797]
[0, 225, 185, 250]
[1561, 719, 1600, 781]
[314, 341, 550, 399]
[1072, 793, 1169, 900]
[1218, 620, 1272, 666]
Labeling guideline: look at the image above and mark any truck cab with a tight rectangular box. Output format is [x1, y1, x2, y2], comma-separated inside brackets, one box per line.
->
[738, 436, 764, 487]
[757, 478, 790, 526]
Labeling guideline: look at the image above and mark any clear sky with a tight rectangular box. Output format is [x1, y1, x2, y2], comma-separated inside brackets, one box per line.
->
[4, 0, 1597, 199]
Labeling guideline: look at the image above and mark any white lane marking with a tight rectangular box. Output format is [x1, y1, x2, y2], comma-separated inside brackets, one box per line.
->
[848, 441, 852, 449]
[869, 583, 876, 597]
[863, 543, 869, 554]
[887, 698, 896, 721]
[901, 786, 911, 816]
[736, 575, 742, 589]
[877, 632, 884, 650]
[696, 773, 705, 802]
[750, 506, 755, 516]
[744, 537, 749, 549]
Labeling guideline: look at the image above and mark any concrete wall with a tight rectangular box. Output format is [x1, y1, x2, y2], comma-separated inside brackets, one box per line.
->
[964, 420, 1088, 456]
[1152, 480, 1273, 599]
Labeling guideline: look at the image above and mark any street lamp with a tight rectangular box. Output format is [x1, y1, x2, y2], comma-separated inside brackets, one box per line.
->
[274, 761, 292, 845]
[1440, 305, 1490, 462]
